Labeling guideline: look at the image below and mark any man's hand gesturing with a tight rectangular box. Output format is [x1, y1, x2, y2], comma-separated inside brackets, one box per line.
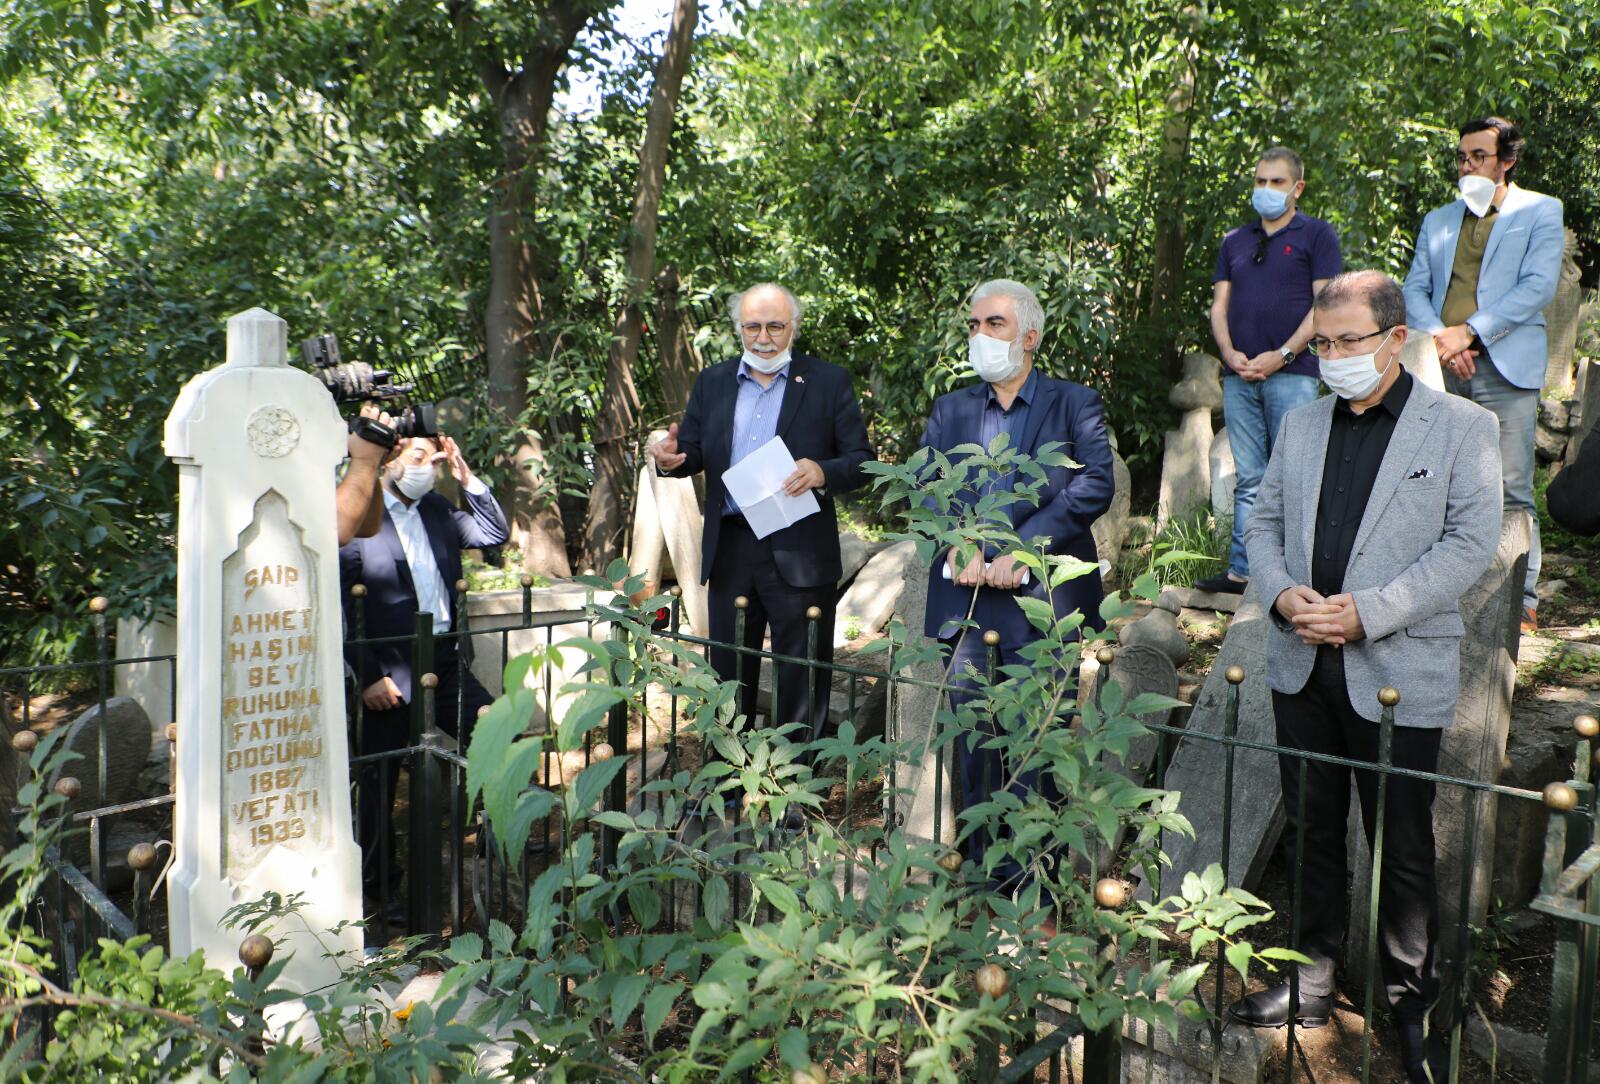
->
[650, 423, 687, 472]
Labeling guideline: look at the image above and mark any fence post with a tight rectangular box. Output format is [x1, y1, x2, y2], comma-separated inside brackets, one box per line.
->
[1360, 686, 1400, 1083]
[88, 596, 110, 888]
[407, 607, 443, 939]
[128, 842, 158, 937]
[601, 623, 629, 880]
[238, 934, 273, 1059]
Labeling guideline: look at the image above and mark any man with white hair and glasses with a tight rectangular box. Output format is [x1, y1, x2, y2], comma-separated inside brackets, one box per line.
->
[650, 283, 874, 762]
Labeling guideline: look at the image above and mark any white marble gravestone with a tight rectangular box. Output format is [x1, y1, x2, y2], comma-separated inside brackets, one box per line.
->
[164, 308, 361, 991]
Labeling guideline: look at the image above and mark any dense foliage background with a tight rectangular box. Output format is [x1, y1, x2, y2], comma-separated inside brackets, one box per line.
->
[3, 0, 1598, 660]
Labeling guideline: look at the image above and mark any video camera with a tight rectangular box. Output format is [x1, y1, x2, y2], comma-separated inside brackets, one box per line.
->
[300, 333, 437, 449]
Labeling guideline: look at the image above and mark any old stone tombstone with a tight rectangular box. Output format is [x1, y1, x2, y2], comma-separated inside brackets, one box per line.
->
[1398, 326, 1446, 392]
[1543, 228, 1583, 395]
[1566, 358, 1600, 468]
[1137, 593, 1277, 902]
[1092, 442, 1132, 573]
[628, 430, 708, 636]
[1209, 425, 1235, 524]
[1345, 512, 1529, 996]
[834, 540, 917, 647]
[887, 549, 957, 846]
[1157, 354, 1221, 528]
[164, 308, 362, 991]
[114, 614, 177, 746]
[50, 696, 152, 812]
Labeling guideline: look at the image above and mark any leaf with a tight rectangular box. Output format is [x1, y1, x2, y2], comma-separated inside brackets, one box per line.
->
[1225, 940, 1253, 982]
[628, 881, 662, 930]
[642, 982, 681, 1046]
[752, 877, 801, 916]
[702, 874, 731, 929]
[610, 973, 649, 1029]
[777, 1027, 810, 1069]
[569, 756, 628, 817]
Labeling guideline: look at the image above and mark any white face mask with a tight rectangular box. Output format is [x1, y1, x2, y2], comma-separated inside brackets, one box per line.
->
[967, 332, 1025, 383]
[394, 463, 437, 501]
[1459, 174, 1498, 217]
[1319, 329, 1396, 400]
[741, 348, 792, 375]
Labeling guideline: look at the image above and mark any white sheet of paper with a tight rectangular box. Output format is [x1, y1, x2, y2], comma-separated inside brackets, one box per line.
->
[941, 562, 1031, 586]
[721, 436, 820, 539]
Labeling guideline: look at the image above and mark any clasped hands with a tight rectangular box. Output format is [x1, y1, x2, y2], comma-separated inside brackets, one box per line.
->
[1434, 324, 1479, 379]
[1226, 349, 1286, 383]
[1274, 585, 1366, 646]
[648, 423, 826, 496]
[946, 548, 1027, 590]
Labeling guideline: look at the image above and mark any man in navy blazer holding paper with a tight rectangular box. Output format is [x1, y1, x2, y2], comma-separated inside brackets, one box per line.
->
[649, 283, 874, 741]
[921, 278, 1116, 878]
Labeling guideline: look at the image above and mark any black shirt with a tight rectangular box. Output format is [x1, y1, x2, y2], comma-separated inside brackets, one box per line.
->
[1311, 370, 1414, 597]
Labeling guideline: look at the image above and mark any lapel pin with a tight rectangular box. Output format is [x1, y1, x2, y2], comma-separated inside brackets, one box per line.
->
[794, 374, 805, 384]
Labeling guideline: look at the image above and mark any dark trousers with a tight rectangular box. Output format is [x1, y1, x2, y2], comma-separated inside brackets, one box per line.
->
[706, 517, 836, 741]
[1273, 647, 1442, 1023]
[944, 634, 1061, 895]
[353, 646, 491, 894]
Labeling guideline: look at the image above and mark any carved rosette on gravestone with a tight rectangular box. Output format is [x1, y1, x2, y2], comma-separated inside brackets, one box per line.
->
[164, 308, 361, 992]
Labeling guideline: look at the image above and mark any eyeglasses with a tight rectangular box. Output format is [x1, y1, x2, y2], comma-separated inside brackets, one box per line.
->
[740, 321, 790, 338]
[1252, 234, 1269, 265]
[1454, 149, 1495, 167]
[1307, 326, 1396, 357]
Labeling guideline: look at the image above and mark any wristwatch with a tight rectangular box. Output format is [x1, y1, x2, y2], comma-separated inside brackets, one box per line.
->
[1279, 346, 1296, 365]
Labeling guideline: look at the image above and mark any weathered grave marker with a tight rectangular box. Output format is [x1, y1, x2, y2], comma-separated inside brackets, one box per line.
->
[165, 308, 361, 992]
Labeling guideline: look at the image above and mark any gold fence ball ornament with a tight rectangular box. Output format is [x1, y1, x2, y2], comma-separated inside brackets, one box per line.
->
[1096, 646, 1116, 667]
[583, 567, 596, 577]
[1545, 782, 1580, 812]
[128, 842, 159, 872]
[54, 777, 81, 800]
[239, 934, 274, 971]
[669, 585, 683, 598]
[1378, 687, 1401, 707]
[1094, 878, 1127, 909]
[805, 606, 823, 622]
[982, 630, 1001, 647]
[351, 583, 367, 598]
[420, 672, 439, 690]
[165, 723, 178, 743]
[1574, 714, 1599, 739]
[974, 963, 1009, 999]
[520, 573, 535, 588]
[591, 742, 615, 763]
[735, 596, 750, 610]
[937, 850, 964, 873]
[11, 730, 38, 754]
[88, 596, 109, 614]
[455, 579, 468, 593]
[1225, 665, 1246, 686]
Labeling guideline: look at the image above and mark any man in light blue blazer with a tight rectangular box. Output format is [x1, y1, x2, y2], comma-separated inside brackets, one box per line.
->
[1403, 115, 1563, 630]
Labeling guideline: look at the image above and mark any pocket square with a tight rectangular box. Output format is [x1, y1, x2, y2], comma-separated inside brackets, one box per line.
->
[1407, 468, 1435, 480]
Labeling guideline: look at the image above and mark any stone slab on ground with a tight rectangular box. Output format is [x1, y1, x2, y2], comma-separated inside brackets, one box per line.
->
[835, 540, 917, 646]
[1496, 679, 1600, 908]
[1138, 593, 1278, 901]
[1164, 586, 1243, 614]
[837, 532, 887, 588]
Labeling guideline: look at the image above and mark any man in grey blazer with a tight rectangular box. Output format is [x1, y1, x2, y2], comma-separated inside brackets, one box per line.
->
[1234, 271, 1502, 1083]
[1403, 116, 1563, 631]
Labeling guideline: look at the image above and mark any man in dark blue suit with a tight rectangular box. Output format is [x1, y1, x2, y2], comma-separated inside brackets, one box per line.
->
[339, 432, 510, 900]
[921, 278, 1116, 883]
[649, 283, 874, 745]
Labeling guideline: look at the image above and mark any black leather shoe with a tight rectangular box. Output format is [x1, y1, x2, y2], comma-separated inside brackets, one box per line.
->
[1397, 1020, 1449, 1083]
[1193, 573, 1248, 595]
[1228, 984, 1332, 1029]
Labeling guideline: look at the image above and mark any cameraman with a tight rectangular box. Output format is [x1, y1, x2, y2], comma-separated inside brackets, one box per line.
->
[336, 402, 399, 545]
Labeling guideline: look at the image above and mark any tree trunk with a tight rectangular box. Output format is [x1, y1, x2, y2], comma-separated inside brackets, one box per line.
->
[1147, 40, 1196, 378]
[582, 0, 700, 570]
[654, 262, 702, 415]
[460, 0, 600, 578]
